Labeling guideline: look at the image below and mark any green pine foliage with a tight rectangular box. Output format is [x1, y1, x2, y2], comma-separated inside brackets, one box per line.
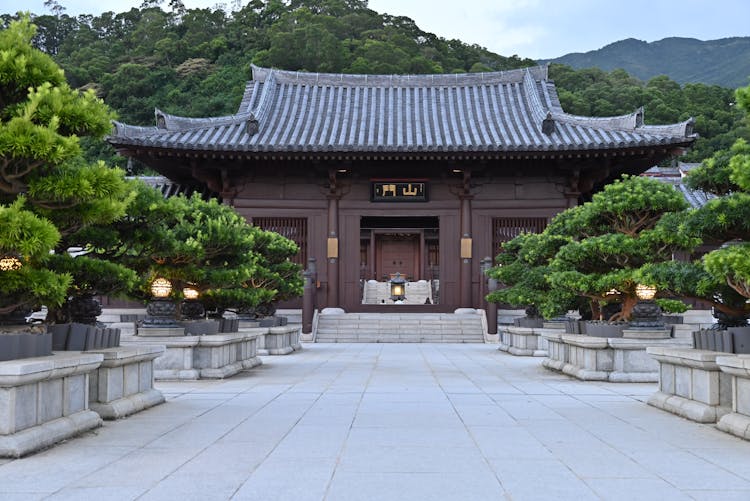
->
[488, 176, 697, 321]
[637, 84, 750, 326]
[0, 17, 136, 321]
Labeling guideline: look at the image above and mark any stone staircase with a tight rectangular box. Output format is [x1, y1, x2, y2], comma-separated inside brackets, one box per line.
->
[315, 312, 485, 343]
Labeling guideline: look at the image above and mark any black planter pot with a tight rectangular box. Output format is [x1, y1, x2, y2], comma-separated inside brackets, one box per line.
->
[49, 324, 71, 350]
[180, 320, 220, 336]
[218, 318, 239, 333]
[729, 326, 750, 354]
[0, 332, 52, 361]
[513, 316, 544, 328]
[67, 323, 89, 350]
[0, 334, 20, 361]
[584, 321, 627, 338]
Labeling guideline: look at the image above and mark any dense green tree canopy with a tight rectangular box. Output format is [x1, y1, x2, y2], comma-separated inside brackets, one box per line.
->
[0, 17, 135, 321]
[3, 2, 742, 171]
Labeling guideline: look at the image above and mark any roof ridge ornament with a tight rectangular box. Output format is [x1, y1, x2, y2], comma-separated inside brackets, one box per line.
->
[246, 114, 259, 136]
[155, 109, 166, 129]
[542, 112, 556, 135]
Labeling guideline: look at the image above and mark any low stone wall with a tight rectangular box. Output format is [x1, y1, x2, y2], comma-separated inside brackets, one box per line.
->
[716, 355, 750, 441]
[646, 347, 732, 423]
[0, 352, 104, 458]
[122, 329, 264, 380]
[88, 345, 166, 420]
[498, 326, 557, 357]
[259, 326, 302, 355]
[541, 332, 691, 382]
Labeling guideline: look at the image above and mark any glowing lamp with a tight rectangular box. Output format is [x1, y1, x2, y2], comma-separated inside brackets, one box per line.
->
[635, 284, 657, 301]
[183, 287, 200, 300]
[0, 254, 22, 271]
[150, 277, 173, 298]
[390, 272, 406, 302]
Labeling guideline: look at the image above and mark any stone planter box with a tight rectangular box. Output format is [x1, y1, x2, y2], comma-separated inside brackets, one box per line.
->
[498, 326, 550, 357]
[542, 333, 691, 382]
[0, 352, 104, 458]
[259, 326, 302, 355]
[540, 330, 568, 371]
[122, 329, 264, 380]
[715, 355, 750, 440]
[88, 345, 166, 420]
[646, 347, 732, 423]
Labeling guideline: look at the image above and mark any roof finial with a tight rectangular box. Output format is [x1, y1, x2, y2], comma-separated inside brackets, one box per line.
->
[542, 112, 556, 135]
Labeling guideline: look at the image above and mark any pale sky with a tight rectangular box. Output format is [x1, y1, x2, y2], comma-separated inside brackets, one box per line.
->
[9, 0, 750, 60]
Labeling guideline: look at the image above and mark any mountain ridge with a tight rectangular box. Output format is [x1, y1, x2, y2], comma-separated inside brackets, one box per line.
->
[544, 36, 750, 89]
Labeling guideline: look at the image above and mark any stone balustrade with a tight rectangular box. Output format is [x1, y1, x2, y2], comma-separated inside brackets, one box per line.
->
[715, 355, 750, 440]
[646, 347, 732, 423]
[88, 345, 166, 420]
[0, 352, 104, 458]
[122, 329, 265, 380]
[541, 330, 691, 382]
[498, 325, 560, 356]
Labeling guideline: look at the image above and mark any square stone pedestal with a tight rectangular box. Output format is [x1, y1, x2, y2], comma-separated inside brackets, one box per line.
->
[0, 352, 104, 458]
[716, 355, 750, 440]
[646, 347, 732, 423]
[498, 326, 555, 356]
[259, 326, 302, 355]
[88, 345, 166, 419]
[122, 329, 264, 380]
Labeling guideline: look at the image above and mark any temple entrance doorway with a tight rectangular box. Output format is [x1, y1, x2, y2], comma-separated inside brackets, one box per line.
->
[376, 234, 419, 281]
[360, 216, 440, 305]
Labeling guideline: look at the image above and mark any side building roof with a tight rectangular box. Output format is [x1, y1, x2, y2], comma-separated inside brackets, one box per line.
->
[109, 65, 695, 156]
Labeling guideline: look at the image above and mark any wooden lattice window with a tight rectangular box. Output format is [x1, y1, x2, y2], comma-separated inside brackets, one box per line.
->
[492, 217, 548, 254]
[251, 217, 307, 265]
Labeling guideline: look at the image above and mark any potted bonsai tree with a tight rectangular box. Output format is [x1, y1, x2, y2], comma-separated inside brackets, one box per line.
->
[546, 175, 696, 337]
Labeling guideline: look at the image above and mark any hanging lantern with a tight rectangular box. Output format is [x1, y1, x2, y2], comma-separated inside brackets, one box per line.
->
[0, 253, 22, 271]
[150, 277, 173, 298]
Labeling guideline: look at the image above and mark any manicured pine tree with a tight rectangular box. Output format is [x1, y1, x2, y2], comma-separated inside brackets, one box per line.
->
[0, 17, 136, 324]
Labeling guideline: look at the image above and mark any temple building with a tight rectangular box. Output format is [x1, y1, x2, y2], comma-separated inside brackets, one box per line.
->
[108, 65, 695, 313]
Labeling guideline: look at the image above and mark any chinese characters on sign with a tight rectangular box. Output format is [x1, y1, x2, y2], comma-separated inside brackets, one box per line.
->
[371, 180, 428, 202]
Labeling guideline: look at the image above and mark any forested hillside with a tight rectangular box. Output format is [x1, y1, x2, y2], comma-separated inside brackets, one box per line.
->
[3, 0, 748, 168]
[546, 37, 750, 89]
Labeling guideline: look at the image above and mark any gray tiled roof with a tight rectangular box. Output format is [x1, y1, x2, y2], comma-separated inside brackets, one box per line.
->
[109, 65, 696, 155]
[643, 163, 714, 208]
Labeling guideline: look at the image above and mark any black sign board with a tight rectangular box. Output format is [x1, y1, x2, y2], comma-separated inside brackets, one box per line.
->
[371, 180, 428, 202]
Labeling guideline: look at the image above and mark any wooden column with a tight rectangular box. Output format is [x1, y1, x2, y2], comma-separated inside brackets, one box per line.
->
[459, 170, 473, 308]
[326, 170, 341, 307]
[302, 258, 316, 334]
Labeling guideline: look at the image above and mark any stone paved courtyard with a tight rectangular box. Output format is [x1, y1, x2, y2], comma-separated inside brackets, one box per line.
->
[1, 343, 750, 500]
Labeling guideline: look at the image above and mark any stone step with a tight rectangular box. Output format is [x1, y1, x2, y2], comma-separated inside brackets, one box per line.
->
[315, 312, 485, 344]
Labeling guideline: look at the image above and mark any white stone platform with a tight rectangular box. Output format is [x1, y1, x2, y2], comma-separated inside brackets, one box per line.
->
[647, 347, 732, 423]
[88, 345, 166, 420]
[258, 325, 302, 355]
[121, 329, 264, 380]
[498, 325, 561, 356]
[0, 352, 104, 458]
[542, 331, 692, 382]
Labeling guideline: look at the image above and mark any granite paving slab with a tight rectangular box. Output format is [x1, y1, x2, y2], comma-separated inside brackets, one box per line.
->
[1, 344, 750, 500]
